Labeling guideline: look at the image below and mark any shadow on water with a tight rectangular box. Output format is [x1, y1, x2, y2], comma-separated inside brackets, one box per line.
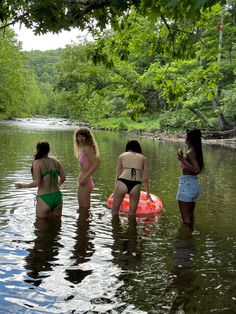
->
[1, 119, 236, 312]
[24, 216, 62, 287]
[111, 215, 142, 272]
[65, 208, 95, 284]
[168, 223, 198, 313]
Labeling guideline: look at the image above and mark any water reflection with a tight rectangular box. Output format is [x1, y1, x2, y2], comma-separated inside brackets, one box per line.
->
[65, 208, 95, 284]
[24, 217, 62, 287]
[111, 215, 141, 271]
[1, 119, 236, 312]
[170, 223, 198, 313]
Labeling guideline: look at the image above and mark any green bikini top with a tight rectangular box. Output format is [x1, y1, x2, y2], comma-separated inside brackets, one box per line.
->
[41, 159, 60, 192]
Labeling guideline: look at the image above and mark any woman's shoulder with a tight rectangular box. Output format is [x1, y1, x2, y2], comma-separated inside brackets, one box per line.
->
[135, 152, 146, 160]
[119, 151, 135, 159]
[121, 151, 144, 156]
[32, 159, 40, 166]
[48, 156, 58, 162]
[47, 156, 61, 167]
[32, 159, 43, 171]
[120, 151, 129, 156]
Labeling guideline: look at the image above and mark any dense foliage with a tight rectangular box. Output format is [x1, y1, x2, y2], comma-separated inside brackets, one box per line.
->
[55, 4, 236, 130]
[0, 1, 235, 131]
[25, 49, 65, 116]
[0, 0, 224, 34]
[0, 27, 46, 119]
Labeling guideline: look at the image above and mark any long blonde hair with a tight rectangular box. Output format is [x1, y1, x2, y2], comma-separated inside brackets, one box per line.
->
[73, 127, 99, 159]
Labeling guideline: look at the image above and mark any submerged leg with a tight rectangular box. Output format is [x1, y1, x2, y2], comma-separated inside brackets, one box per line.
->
[178, 200, 195, 225]
[78, 179, 93, 209]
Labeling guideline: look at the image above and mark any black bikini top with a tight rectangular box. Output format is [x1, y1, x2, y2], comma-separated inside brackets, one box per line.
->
[123, 167, 142, 180]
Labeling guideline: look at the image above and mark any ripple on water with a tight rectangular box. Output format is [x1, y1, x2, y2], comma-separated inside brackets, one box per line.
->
[1, 119, 236, 313]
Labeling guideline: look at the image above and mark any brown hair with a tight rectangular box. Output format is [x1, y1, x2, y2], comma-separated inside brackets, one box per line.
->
[73, 127, 99, 158]
[31, 141, 50, 174]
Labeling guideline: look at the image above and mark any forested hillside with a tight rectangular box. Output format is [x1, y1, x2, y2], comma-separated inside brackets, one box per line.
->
[25, 49, 65, 116]
[0, 1, 236, 132]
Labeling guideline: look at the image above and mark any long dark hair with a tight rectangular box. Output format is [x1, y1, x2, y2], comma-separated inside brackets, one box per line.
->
[125, 140, 142, 154]
[186, 129, 204, 172]
[31, 141, 50, 173]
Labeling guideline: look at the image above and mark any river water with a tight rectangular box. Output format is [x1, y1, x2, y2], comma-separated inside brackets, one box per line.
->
[0, 118, 235, 313]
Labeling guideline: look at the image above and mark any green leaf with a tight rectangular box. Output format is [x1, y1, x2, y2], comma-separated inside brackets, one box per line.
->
[166, 0, 180, 8]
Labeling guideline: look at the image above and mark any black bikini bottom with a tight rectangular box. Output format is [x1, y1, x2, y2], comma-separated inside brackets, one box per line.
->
[117, 178, 141, 194]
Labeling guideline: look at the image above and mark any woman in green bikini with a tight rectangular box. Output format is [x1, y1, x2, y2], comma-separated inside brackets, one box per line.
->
[15, 141, 66, 218]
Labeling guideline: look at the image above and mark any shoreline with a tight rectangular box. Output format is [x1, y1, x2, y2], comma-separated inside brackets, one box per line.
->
[2, 117, 236, 150]
[138, 130, 236, 149]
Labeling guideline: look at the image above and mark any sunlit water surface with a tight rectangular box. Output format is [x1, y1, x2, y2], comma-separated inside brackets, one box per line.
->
[0, 118, 236, 314]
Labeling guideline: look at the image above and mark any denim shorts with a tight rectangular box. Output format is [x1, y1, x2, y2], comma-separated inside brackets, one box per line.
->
[176, 175, 200, 202]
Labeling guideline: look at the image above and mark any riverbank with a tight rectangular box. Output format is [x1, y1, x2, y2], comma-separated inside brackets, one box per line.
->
[91, 117, 236, 149]
[2, 117, 236, 149]
[93, 126, 236, 149]
[138, 130, 236, 149]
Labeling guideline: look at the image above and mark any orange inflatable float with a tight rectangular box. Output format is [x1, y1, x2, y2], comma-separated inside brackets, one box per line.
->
[107, 191, 163, 214]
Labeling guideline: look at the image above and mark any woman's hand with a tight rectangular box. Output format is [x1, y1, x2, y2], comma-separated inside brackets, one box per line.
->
[15, 183, 24, 189]
[146, 194, 153, 202]
[177, 148, 184, 160]
[79, 176, 87, 187]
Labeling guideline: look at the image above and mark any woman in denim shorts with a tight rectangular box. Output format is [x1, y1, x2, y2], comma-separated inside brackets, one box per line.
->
[176, 129, 204, 225]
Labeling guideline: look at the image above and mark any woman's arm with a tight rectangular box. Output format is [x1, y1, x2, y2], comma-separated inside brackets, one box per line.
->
[57, 161, 66, 187]
[79, 146, 100, 185]
[115, 155, 123, 181]
[143, 157, 151, 200]
[15, 161, 41, 189]
[179, 150, 200, 174]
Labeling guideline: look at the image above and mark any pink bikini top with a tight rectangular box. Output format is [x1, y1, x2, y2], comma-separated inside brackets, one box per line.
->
[79, 153, 87, 165]
[179, 156, 191, 170]
[179, 161, 186, 169]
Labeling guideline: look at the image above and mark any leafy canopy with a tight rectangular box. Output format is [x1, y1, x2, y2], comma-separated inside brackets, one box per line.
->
[0, 0, 226, 34]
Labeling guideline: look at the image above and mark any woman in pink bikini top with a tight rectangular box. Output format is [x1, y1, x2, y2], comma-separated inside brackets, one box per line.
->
[74, 127, 100, 209]
[176, 129, 204, 226]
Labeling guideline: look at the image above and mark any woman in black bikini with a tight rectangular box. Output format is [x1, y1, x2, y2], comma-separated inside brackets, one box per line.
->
[112, 140, 151, 216]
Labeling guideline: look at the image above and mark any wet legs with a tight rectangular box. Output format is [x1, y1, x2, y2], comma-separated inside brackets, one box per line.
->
[178, 200, 196, 225]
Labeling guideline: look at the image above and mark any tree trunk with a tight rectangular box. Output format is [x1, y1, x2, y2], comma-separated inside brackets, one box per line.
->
[188, 107, 214, 128]
[202, 127, 236, 139]
[211, 96, 233, 130]
[213, 15, 233, 130]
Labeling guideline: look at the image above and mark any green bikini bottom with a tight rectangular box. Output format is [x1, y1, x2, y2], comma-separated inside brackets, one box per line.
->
[38, 191, 62, 209]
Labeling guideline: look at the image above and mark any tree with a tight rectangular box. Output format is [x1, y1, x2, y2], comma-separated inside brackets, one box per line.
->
[56, 43, 113, 120]
[0, 27, 46, 118]
[25, 49, 64, 115]
[0, 0, 225, 34]
[54, 3, 236, 129]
